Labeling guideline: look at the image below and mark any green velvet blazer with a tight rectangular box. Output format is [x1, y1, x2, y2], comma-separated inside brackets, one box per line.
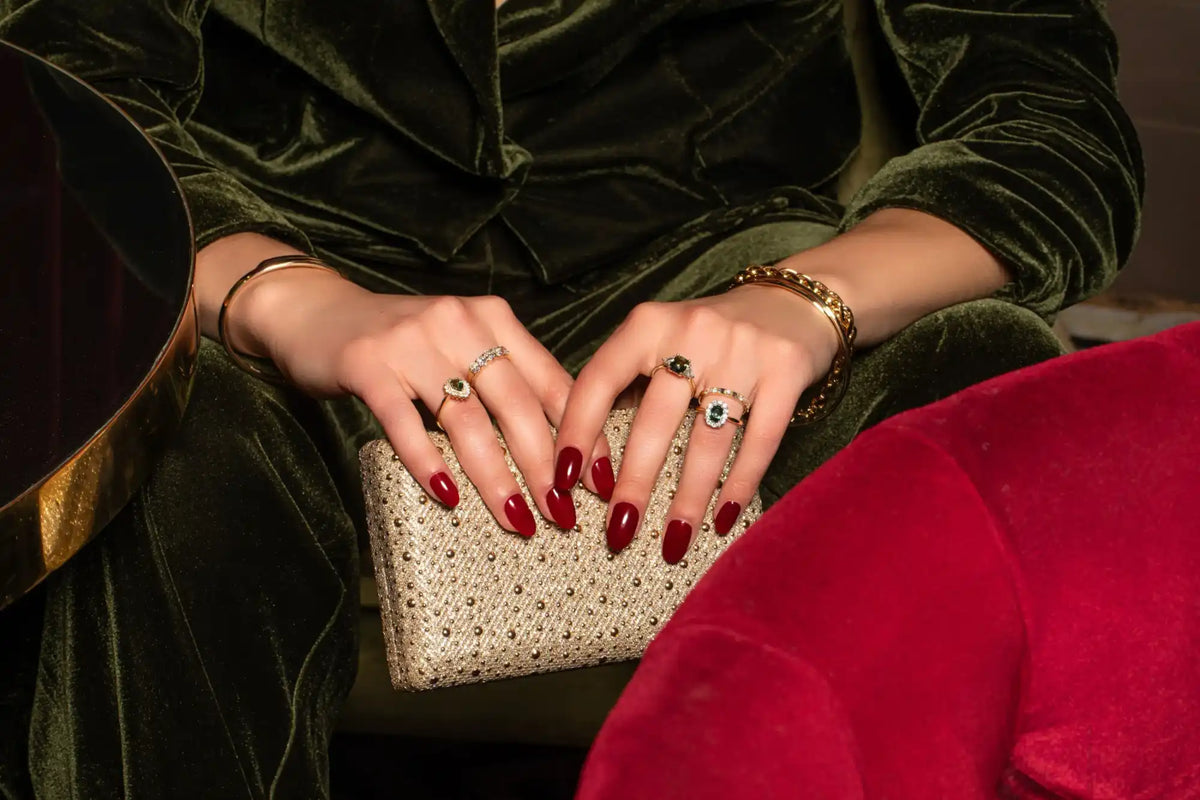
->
[1, 0, 1142, 322]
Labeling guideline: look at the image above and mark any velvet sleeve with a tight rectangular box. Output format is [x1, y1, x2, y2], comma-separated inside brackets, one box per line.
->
[839, 0, 1144, 317]
[0, 0, 310, 252]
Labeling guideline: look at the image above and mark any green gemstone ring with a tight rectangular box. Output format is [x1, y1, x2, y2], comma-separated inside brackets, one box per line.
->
[663, 354, 694, 379]
[650, 354, 698, 396]
[435, 376, 473, 430]
[697, 387, 750, 429]
[444, 377, 471, 399]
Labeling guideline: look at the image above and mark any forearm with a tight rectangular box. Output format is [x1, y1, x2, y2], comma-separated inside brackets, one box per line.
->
[838, 1, 1142, 320]
[776, 209, 1011, 348]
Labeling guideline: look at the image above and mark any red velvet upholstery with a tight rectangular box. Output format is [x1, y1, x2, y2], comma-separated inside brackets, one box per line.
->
[578, 323, 1200, 799]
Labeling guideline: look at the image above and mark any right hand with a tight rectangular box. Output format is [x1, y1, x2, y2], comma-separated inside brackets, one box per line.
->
[218, 250, 612, 538]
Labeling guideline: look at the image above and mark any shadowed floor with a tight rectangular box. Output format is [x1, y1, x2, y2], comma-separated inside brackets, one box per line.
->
[330, 733, 587, 800]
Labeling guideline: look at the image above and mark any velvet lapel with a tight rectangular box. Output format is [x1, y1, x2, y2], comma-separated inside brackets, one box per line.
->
[498, 0, 690, 98]
[215, 0, 523, 178]
[423, 0, 522, 177]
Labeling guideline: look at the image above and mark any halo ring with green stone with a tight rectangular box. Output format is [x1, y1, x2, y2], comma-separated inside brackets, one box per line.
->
[649, 354, 697, 396]
[435, 376, 473, 430]
[697, 387, 750, 429]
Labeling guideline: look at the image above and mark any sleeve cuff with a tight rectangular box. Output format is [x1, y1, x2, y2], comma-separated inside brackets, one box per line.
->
[838, 140, 1102, 320]
[179, 169, 312, 254]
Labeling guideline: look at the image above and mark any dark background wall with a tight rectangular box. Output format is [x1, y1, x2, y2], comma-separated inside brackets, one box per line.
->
[1109, 1, 1200, 302]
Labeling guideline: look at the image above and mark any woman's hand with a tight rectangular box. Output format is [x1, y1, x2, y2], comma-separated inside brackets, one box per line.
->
[217, 250, 610, 538]
[554, 284, 841, 562]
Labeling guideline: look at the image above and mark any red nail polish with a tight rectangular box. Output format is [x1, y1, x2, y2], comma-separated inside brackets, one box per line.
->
[607, 502, 639, 553]
[429, 472, 459, 508]
[591, 457, 615, 501]
[545, 487, 577, 530]
[662, 519, 692, 565]
[504, 494, 536, 538]
[715, 501, 742, 536]
[555, 447, 583, 490]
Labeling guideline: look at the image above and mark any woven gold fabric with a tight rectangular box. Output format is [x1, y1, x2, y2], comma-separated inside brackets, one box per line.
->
[360, 409, 762, 691]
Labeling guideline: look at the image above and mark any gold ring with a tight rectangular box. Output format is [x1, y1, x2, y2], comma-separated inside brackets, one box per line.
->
[467, 345, 510, 386]
[435, 376, 472, 431]
[696, 387, 751, 429]
[649, 354, 697, 397]
[698, 397, 745, 429]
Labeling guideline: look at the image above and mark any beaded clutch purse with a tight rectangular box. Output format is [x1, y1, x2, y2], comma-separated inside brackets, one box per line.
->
[359, 408, 762, 691]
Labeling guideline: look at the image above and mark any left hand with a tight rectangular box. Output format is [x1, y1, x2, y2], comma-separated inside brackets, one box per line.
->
[554, 282, 841, 563]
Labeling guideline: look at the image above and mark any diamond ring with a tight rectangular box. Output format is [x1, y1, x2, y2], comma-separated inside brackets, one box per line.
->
[468, 345, 510, 384]
[435, 376, 472, 430]
[649, 354, 697, 396]
[697, 387, 750, 429]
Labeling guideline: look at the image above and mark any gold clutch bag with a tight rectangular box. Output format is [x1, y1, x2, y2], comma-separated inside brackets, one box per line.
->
[359, 408, 762, 691]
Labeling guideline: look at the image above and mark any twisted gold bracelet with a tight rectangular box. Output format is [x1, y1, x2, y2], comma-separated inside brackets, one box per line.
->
[729, 266, 856, 426]
[217, 254, 341, 384]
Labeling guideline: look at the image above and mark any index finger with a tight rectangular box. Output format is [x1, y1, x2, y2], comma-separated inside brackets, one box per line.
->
[554, 320, 654, 492]
[488, 315, 615, 498]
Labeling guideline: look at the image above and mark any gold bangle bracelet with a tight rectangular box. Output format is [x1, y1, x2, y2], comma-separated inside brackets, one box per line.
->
[729, 266, 856, 426]
[217, 255, 341, 384]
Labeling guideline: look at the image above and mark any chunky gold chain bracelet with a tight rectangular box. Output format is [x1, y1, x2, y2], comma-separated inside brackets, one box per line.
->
[217, 254, 341, 384]
[729, 265, 857, 426]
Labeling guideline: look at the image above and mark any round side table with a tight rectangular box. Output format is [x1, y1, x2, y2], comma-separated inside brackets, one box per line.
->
[0, 41, 197, 610]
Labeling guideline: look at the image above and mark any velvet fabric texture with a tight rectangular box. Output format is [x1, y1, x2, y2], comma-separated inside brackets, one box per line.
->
[0, 0, 1146, 796]
[0, 226, 1066, 799]
[0, 0, 1141, 319]
[578, 322, 1200, 799]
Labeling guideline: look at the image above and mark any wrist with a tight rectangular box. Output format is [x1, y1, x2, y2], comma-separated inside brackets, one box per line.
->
[196, 232, 305, 340]
[229, 264, 358, 359]
[798, 271, 857, 352]
[746, 282, 842, 368]
[771, 208, 1011, 347]
[726, 266, 857, 425]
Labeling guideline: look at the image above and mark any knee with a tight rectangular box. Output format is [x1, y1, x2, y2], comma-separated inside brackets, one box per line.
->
[763, 300, 1064, 501]
[139, 339, 357, 574]
[851, 299, 1065, 426]
[902, 298, 1064, 366]
[155, 340, 328, 491]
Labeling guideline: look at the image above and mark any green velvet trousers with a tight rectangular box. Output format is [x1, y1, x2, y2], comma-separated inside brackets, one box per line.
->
[0, 221, 1066, 798]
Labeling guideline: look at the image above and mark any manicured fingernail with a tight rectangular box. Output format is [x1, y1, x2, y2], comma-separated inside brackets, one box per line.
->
[429, 472, 459, 508]
[591, 457, 615, 501]
[555, 447, 583, 490]
[504, 494, 536, 538]
[545, 487, 576, 530]
[662, 519, 692, 565]
[607, 502, 639, 553]
[715, 501, 742, 536]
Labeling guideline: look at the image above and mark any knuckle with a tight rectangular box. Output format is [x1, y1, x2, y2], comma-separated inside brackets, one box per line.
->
[448, 421, 503, 462]
[573, 359, 604, 389]
[743, 422, 785, 453]
[668, 490, 706, 519]
[470, 294, 514, 320]
[729, 320, 760, 347]
[542, 380, 573, 415]
[697, 437, 739, 464]
[764, 334, 802, 363]
[425, 295, 472, 327]
[719, 479, 755, 503]
[684, 305, 723, 334]
[626, 301, 663, 328]
[614, 465, 657, 492]
[493, 392, 544, 427]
